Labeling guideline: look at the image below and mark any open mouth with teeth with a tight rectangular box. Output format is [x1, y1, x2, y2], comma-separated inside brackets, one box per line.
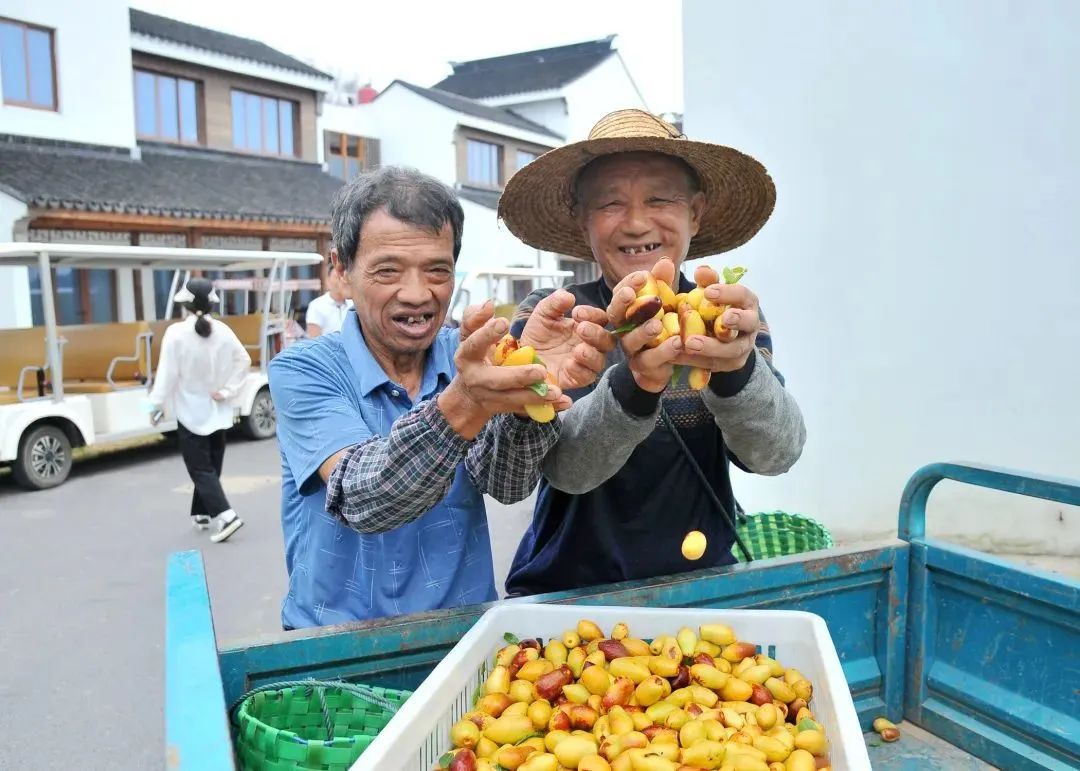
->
[390, 312, 437, 338]
[619, 243, 663, 256]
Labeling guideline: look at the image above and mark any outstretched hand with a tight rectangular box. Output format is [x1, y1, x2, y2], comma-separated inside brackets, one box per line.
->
[437, 301, 568, 438]
[519, 289, 615, 390]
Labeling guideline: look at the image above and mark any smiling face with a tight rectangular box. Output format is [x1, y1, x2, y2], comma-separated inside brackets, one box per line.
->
[334, 207, 455, 365]
[575, 152, 706, 286]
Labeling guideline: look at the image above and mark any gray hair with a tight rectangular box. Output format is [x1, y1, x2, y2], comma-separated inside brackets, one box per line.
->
[331, 166, 464, 269]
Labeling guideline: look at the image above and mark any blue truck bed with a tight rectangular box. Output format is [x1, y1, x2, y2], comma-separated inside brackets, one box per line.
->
[165, 462, 1080, 769]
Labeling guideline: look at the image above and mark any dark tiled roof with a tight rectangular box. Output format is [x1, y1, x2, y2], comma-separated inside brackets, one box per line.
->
[0, 135, 343, 224]
[457, 187, 501, 210]
[129, 9, 331, 80]
[434, 37, 615, 100]
[391, 82, 562, 140]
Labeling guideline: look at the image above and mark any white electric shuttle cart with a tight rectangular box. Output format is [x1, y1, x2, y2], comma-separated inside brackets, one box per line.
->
[0, 242, 323, 490]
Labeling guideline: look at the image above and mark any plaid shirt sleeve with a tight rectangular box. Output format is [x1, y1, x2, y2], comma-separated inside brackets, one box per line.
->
[465, 413, 560, 504]
[325, 398, 471, 534]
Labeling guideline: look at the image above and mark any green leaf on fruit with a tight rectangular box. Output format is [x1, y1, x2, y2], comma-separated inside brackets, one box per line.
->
[723, 266, 747, 285]
[528, 381, 549, 397]
[439, 751, 454, 767]
[515, 731, 544, 745]
[798, 718, 821, 732]
[503, 632, 520, 644]
[613, 322, 636, 335]
[670, 364, 684, 388]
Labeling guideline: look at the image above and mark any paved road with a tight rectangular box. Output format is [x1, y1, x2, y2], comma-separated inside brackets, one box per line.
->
[0, 432, 535, 770]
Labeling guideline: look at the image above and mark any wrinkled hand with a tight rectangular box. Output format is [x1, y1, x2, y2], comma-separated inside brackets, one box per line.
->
[675, 282, 760, 373]
[439, 302, 568, 438]
[519, 289, 614, 390]
[607, 260, 682, 393]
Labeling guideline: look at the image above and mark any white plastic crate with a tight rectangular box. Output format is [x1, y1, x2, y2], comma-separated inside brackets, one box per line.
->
[351, 603, 872, 770]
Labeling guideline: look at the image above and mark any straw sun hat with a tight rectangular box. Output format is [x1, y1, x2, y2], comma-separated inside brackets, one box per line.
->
[497, 109, 776, 261]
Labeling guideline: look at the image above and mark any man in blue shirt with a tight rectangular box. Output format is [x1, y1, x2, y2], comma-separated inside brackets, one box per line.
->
[269, 167, 612, 629]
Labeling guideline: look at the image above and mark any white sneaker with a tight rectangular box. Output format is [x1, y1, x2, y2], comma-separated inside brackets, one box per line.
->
[210, 513, 244, 543]
[193, 515, 211, 531]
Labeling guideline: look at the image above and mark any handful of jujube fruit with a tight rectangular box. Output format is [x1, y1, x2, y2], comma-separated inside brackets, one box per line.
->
[617, 259, 748, 391]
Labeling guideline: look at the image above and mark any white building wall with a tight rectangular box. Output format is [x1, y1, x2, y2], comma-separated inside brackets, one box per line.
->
[363, 87, 459, 183]
[682, 0, 1080, 554]
[458, 200, 543, 271]
[500, 97, 568, 140]
[451, 202, 562, 321]
[0, 0, 136, 148]
[452, 202, 524, 317]
[562, 54, 649, 142]
[0, 191, 31, 329]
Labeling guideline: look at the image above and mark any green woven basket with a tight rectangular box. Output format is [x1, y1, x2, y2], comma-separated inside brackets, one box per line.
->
[231, 680, 410, 771]
[732, 511, 834, 562]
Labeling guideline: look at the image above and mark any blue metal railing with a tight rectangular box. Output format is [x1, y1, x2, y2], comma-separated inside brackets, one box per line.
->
[898, 461, 1080, 542]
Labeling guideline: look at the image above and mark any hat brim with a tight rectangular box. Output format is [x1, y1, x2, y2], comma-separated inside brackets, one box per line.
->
[497, 137, 776, 261]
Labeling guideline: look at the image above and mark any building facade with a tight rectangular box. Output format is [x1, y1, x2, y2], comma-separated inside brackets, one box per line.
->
[318, 36, 651, 308]
[0, 1, 338, 329]
[1, 4, 650, 329]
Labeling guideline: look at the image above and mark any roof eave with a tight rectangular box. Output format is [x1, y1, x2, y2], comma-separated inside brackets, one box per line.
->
[130, 31, 333, 91]
[383, 81, 563, 142]
[28, 203, 331, 228]
[476, 88, 567, 106]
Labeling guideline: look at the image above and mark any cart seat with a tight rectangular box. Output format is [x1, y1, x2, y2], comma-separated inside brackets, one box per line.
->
[219, 314, 265, 368]
[57, 321, 151, 391]
[0, 326, 48, 400]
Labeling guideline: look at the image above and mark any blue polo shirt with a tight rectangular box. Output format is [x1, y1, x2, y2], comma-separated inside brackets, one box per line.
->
[268, 311, 496, 629]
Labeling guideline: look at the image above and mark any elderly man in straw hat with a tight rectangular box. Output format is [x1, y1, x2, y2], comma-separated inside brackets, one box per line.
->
[497, 109, 806, 596]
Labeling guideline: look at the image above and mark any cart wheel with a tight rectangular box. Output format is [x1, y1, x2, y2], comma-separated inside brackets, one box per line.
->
[13, 424, 73, 490]
[240, 387, 276, 440]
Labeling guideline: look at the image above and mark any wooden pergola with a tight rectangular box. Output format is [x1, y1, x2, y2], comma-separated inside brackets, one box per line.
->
[29, 209, 331, 253]
[25, 209, 331, 324]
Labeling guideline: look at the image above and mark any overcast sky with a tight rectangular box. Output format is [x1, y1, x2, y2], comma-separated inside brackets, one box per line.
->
[131, 0, 684, 117]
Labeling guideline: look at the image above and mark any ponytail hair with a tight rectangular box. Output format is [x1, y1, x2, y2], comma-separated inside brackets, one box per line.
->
[174, 278, 217, 337]
[194, 310, 212, 338]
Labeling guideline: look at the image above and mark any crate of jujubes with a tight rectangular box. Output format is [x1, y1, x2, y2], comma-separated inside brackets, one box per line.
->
[350, 605, 871, 771]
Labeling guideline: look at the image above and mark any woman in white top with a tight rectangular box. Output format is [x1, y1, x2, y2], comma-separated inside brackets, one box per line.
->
[149, 278, 251, 543]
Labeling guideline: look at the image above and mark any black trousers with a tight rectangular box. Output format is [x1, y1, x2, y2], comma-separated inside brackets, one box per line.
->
[177, 423, 232, 518]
